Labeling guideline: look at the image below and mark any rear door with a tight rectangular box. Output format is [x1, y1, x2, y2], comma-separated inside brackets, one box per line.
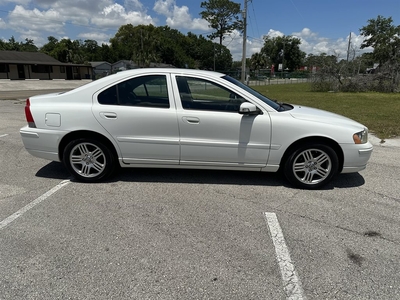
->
[92, 73, 180, 165]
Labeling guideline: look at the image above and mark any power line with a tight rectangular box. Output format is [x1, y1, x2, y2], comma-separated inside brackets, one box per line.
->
[248, 0, 260, 38]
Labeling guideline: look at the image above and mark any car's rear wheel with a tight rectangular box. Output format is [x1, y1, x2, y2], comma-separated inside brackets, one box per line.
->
[63, 138, 115, 182]
[284, 143, 339, 189]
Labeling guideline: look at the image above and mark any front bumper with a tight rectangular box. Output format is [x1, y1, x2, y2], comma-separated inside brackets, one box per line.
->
[340, 141, 373, 173]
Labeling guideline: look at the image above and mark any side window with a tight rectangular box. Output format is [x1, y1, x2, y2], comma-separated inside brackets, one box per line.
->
[176, 76, 246, 112]
[98, 85, 117, 105]
[98, 75, 170, 108]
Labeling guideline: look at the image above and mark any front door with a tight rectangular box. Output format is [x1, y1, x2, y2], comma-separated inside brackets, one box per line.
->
[173, 75, 271, 168]
[66, 66, 73, 80]
[17, 65, 25, 79]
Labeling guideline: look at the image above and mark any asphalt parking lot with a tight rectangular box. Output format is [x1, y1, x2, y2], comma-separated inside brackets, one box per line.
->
[1, 81, 400, 299]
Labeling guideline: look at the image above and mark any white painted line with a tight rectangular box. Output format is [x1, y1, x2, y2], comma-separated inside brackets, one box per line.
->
[265, 212, 306, 300]
[0, 180, 70, 230]
[0, 134, 8, 138]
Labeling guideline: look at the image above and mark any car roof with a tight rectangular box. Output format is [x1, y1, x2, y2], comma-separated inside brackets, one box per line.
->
[67, 68, 227, 96]
[112, 68, 225, 79]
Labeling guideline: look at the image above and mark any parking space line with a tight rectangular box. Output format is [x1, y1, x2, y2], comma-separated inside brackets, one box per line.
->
[264, 212, 305, 300]
[0, 179, 70, 230]
[0, 134, 9, 138]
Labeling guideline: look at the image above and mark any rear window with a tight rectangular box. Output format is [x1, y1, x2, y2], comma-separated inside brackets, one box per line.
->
[98, 75, 170, 108]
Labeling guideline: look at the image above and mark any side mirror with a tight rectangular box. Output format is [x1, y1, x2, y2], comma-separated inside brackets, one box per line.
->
[239, 102, 259, 115]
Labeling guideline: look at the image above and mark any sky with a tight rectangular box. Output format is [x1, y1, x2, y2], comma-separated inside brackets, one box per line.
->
[0, 0, 399, 61]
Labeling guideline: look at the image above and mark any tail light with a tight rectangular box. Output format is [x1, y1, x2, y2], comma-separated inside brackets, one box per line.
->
[25, 98, 36, 128]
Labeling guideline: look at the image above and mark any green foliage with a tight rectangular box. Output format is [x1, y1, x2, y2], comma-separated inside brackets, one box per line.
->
[40, 36, 102, 64]
[360, 15, 400, 92]
[360, 16, 400, 65]
[0, 25, 233, 69]
[110, 24, 161, 67]
[0, 36, 38, 52]
[110, 24, 232, 69]
[260, 35, 306, 71]
[250, 52, 270, 71]
[200, 0, 243, 45]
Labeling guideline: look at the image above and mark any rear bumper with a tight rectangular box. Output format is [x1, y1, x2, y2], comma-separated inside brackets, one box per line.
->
[20, 126, 66, 162]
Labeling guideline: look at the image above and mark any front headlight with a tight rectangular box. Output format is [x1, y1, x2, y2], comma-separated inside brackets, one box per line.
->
[353, 128, 368, 144]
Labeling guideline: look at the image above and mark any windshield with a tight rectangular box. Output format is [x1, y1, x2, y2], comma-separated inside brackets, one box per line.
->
[222, 75, 281, 111]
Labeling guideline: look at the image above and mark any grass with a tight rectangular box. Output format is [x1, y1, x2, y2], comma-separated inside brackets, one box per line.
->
[252, 83, 400, 140]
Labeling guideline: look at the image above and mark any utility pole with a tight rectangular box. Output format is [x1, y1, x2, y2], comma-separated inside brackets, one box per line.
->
[241, 0, 248, 83]
[346, 32, 352, 62]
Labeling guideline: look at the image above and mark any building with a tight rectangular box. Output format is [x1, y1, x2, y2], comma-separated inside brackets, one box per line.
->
[0, 51, 93, 80]
[111, 60, 139, 73]
[90, 61, 112, 78]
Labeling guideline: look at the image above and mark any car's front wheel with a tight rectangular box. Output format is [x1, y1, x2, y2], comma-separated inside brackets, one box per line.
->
[284, 143, 339, 189]
[63, 138, 115, 182]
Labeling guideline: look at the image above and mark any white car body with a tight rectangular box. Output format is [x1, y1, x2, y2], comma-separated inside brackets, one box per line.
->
[20, 68, 373, 188]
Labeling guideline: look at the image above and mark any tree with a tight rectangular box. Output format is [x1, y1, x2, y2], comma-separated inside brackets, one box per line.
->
[0, 36, 38, 52]
[40, 36, 59, 56]
[110, 24, 161, 67]
[82, 40, 101, 62]
[42, 38, 85, 63]
[110, 24, 233, 69]
[6, 36, 20, 51]
[360, 16, 400, 65]
[360, 15, 400, 91]
[260, 35, 306, 72]
[184, 32, 232, 70]
[20, 38, 38, 52]
[200, 0, 243, 46]
[250, 52, 269, 71]
[157, 26, 191, 68]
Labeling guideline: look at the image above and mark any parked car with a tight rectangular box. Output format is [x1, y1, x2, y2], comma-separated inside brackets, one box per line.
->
[20, 68, 373, 189]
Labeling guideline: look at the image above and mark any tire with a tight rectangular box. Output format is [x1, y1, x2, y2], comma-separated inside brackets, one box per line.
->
[284, 143, 339, 189]
[63, 138, 115, 183]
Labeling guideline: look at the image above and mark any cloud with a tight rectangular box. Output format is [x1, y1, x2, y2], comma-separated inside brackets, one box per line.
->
[292, 28, 317, 38]
[291, 29, 369, 58]
[153, 0, 174, 17]
[8, 5, 65, 34]
[3, 1, 155, 46]
[153, 0, 208, 31]
[77, 32, 110, 41]
[77, 32, 111, 45]
[0, 0, 31, 5]
[91, 3, 154, 28]
[264, 29, 284, 38]
[0, 18, 6, 29]
[225, 27, 371, 62]
[123, 0, 145, 12]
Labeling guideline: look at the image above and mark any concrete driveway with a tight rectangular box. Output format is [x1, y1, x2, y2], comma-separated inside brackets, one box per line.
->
[0, 79, 91, 99]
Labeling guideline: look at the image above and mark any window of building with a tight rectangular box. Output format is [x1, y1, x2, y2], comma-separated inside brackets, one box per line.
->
[31, 65, 53, 73]
[0, 64, 9, 73]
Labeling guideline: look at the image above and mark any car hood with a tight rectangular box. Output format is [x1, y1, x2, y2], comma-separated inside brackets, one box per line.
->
[288, 105, 365, 129]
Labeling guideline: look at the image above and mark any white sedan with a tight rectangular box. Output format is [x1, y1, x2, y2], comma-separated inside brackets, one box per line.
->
[20, 68, 373, 189]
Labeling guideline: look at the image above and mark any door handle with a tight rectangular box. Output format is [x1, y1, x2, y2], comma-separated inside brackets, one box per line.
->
[100, 112, 117, 119]
[183, 117, 200, 124]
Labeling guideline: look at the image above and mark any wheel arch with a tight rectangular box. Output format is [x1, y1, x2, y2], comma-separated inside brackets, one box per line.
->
[58, 130, 119, 163]
[279, 136, 344, 173]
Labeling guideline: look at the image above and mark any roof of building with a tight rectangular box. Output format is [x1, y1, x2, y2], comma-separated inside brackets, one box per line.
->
[0, 50, 89, 67]
[90, 61, 112, 68]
